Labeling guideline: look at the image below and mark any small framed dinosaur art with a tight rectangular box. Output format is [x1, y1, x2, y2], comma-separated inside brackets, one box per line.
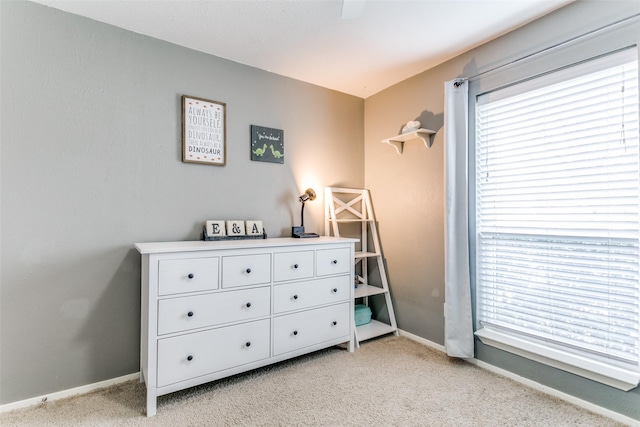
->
[251, 125, 284, 164]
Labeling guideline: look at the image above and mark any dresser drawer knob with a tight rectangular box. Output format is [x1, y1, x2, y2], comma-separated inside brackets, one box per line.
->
[332, 259, 338, 264]
[245, 342, 251, 347]
[187, 355, 193, 361]
[293, 330, 298, 336]
[332, 288, 338, 293]
[246, 302, 252, 308]
[187, 273, 194, 279]
[293, 294, 299, 300]
[332, 321, 338, 326]
[187, 311, 194, 317]
[246, 268, 252, 274]
[294, 263, 299, 269]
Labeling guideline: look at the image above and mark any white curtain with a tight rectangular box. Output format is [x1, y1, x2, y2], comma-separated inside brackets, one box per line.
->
[443, 79, 474, 358]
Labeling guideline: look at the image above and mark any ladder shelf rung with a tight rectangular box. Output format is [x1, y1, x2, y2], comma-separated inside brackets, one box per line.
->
[355, 284, 387, 299]
[355, 320, 397, 342]
[355, 251, 379, 259]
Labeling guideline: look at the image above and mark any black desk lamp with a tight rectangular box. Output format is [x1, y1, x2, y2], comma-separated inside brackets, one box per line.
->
[292, 188, 319, 238]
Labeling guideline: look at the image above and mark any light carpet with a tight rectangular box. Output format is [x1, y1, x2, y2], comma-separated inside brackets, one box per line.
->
[0, 336, 627, 426]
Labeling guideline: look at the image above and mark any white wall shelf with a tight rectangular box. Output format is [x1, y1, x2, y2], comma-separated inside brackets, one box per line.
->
[381, 128, 436, 154]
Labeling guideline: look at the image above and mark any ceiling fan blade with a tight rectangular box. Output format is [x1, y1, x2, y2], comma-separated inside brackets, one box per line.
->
[341, 0, 366, 20]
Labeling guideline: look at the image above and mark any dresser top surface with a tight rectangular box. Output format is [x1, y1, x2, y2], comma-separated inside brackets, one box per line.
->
[135, 236, 358, 254]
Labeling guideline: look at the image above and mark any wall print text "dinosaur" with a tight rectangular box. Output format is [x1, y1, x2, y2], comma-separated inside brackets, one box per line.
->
[251, 125, 284, 164]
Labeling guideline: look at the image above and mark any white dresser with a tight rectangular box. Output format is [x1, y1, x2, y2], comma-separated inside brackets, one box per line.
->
[135, 237, 356, 416]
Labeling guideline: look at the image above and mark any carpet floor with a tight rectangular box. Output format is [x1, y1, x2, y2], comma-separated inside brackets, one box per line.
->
[0, 336, 627, 426]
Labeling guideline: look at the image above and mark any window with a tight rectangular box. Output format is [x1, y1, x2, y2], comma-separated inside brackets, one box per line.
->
[474, 48, 640, 390]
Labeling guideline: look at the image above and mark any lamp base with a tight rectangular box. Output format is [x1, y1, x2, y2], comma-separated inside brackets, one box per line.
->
[291, 226, 320, 238]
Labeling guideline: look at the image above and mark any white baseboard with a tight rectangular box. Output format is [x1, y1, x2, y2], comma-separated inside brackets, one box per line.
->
[397, 329, 638, 427]
[0, 372, 139, 414]
[398, 328, 446, 352]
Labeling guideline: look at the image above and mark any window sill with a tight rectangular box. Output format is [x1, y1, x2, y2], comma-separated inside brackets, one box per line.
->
[475, 328, 639, 391]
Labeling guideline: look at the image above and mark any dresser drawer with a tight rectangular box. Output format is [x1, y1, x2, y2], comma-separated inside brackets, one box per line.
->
[273, 303, 350, 356]
[222, 254, 271, 288]
[273, 250, 314, 282]
[316, 248, 351, 276]
[273, 276, 350, 314]
[158, 257, 219, 296]
[157, 319, 270, 387]
[158, 287, 271, 335]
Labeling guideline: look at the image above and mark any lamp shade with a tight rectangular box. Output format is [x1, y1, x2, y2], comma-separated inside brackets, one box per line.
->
[299, 188, 316, 203]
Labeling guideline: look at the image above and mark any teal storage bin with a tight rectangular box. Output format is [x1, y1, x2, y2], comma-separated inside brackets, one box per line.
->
[354, 304, 372, 326]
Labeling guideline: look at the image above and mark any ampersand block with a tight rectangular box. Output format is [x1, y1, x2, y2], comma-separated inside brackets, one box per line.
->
[226, 220, 246, 236]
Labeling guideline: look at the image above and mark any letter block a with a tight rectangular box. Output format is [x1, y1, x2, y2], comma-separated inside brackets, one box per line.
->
[246, 220, 263, 236]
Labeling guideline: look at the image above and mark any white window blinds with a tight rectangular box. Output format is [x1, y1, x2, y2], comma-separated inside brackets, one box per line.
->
[475, 48, 640, 389]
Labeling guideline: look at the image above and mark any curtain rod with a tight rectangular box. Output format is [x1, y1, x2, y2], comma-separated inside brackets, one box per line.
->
[453, 11, 640, 87]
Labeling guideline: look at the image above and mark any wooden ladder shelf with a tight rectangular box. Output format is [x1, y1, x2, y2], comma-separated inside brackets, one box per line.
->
[324, 187, 398, 346]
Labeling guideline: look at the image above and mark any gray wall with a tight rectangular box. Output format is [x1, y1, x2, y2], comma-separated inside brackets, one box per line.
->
[2, 0, 639, 421]
[365, 0, 640, 421]
[0, 1, 363, 404]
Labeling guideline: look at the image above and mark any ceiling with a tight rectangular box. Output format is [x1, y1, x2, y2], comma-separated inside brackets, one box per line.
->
[30, 0, 573, 98]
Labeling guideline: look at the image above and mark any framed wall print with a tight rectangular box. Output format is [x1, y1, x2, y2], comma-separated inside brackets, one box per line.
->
[251, 125, 284, 164]
[182, 95, 226, 166]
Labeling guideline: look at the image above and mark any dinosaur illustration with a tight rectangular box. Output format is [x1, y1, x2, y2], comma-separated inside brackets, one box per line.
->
[270, 144, 283, 159]
[253, 143, 267, 156]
